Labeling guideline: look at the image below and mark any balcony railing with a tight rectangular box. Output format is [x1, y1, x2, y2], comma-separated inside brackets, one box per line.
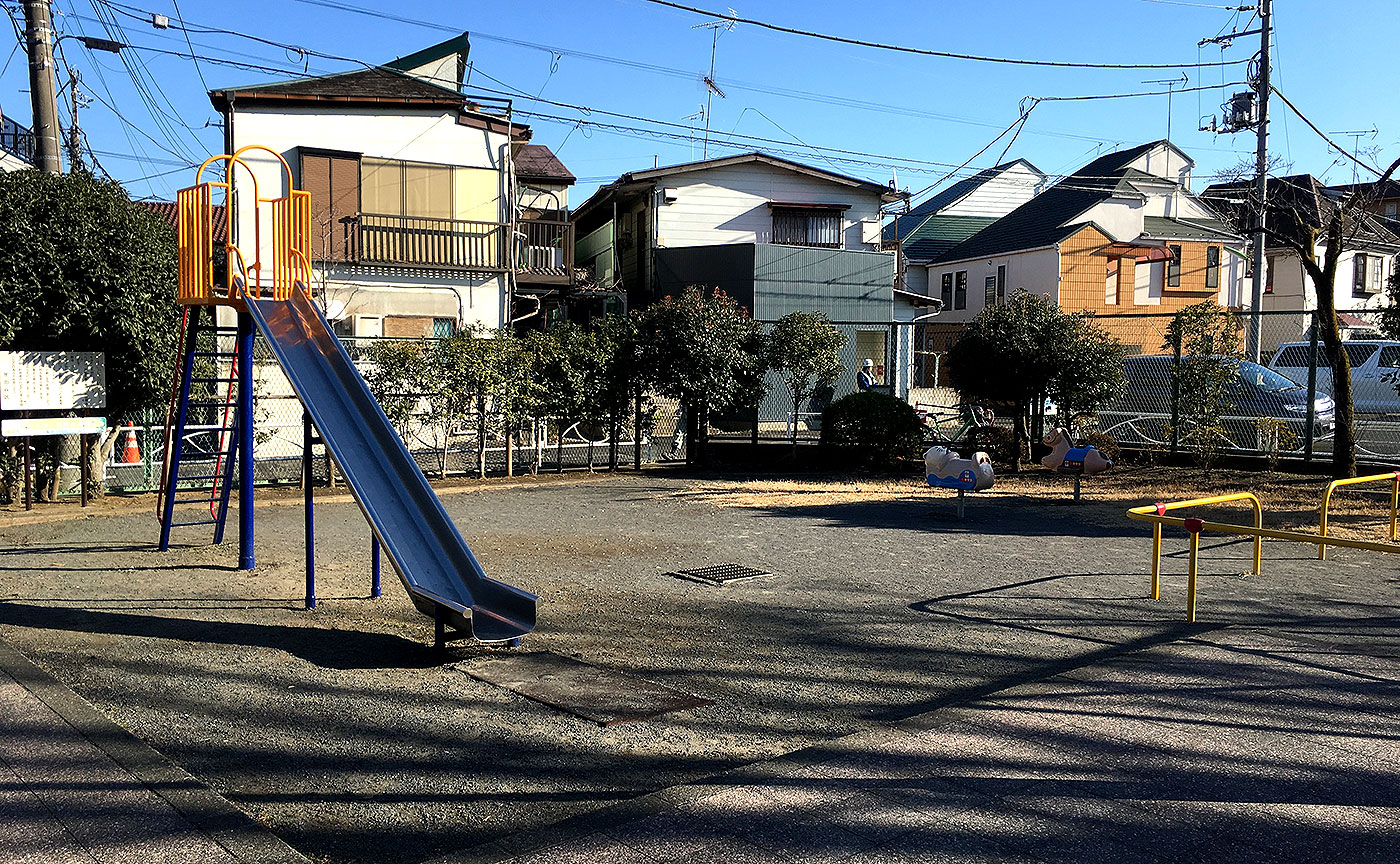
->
[1, 116, 35, 164]
[339, 213, 573, 281]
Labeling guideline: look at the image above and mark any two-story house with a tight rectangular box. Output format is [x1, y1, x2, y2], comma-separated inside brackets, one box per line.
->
[1328, 179, 1400, 232]
[1202, 175, 1399, 339]
[919, 141, 1246, 358]
[572, 152, 915, 394]
[209, 34, 574, 339]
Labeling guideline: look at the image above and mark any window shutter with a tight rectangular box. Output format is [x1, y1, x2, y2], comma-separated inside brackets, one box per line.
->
[300, 151, 360, 261]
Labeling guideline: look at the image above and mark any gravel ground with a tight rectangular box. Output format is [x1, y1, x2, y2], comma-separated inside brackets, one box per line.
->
[1, 469, 1396, 864]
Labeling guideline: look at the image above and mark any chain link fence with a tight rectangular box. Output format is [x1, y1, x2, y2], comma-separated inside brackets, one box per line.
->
[25, 306, 1400, 498]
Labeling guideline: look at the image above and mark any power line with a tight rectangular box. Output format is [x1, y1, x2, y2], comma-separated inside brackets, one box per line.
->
[638, 0, 1250, 69]
[1270, 85, 1382, 178]
[168, 0, 209, 94]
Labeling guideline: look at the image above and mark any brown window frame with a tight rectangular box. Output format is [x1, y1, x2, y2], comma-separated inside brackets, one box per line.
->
[1205, 245, 1220, 289]
[1167, 244, 1182, 287]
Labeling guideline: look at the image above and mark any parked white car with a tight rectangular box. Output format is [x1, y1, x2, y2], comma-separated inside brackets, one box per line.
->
[1268, 340, 1400, 415]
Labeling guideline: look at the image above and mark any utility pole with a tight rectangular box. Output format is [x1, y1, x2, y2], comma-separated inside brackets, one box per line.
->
[1246, 0, 1271, 362]
[66, 68, 84, 172]
[23, 0, 62, 174]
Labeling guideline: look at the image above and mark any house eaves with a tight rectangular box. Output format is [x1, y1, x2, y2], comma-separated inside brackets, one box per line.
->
[622, 151, 902, 199]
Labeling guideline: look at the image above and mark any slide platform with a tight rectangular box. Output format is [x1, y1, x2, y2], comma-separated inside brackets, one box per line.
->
[244, 286, 536, 642]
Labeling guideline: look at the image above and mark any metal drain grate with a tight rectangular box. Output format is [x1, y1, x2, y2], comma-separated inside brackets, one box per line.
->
[672, 563, 772, 585]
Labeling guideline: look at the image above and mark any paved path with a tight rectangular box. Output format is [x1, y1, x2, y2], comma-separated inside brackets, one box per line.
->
[0, 640, 306, 864]
[451, 621, 1400, 864]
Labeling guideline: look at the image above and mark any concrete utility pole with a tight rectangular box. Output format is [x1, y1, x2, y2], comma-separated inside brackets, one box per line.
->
[66, 68, 83, 172]
[1247, 0, 1271, 362]
[23, 0, 63, 174]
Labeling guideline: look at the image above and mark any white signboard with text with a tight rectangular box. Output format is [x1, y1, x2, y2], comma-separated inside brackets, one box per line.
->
[0, 351, 107, 412]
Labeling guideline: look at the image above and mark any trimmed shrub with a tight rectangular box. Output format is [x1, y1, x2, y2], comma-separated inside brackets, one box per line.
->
[819, 392, 924, 471]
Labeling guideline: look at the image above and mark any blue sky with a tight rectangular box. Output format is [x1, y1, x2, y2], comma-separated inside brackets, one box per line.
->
[4, 0, 1397, 206]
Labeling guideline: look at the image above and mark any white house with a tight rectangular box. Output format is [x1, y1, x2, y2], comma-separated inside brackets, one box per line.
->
[913, 141, 1247, 357]
[209, 34, 572, 338]
[1202, 174, 1400, 341]
[886, 158, 1049, 295]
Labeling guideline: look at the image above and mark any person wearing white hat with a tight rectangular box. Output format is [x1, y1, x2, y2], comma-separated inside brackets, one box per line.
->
[857, 358, 875, 391]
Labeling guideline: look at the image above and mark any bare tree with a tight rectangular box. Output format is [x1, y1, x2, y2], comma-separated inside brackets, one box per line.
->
[1259, 160, 1400, 478]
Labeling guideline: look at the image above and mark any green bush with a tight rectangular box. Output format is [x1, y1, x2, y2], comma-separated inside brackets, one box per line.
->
[819, 392, 924, 471]
[1083, 431, 1121, 465]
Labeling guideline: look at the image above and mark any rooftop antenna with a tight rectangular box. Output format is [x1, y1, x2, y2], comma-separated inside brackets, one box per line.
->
[1327, 126, 1377, 186]
[692, 9, 736, 159]
[1142, 72, 1189, 141]
[681, 106, 705, 159]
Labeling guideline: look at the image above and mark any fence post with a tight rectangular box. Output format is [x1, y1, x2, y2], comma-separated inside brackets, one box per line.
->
[1170, 333, 1181, 456]
[633, 388, 643, 471]
[1304, 313, 1319, 463]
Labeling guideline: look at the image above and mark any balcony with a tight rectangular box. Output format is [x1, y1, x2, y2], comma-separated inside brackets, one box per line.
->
[340, 213, 572, 283]
[1, 116, 35, 165]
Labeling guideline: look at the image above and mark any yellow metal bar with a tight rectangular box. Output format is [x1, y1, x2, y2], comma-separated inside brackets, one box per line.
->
[1318, 471, 1400, 561]
[1187, 531, 1199, 622]
[1129, 492, 1262, 575]
[1129, 511, 1400, 555]
[1150, 523, 1162, 600]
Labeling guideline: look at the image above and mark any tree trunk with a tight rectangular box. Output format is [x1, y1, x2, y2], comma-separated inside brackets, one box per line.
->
[633, 388, 643, 471]
[477, 398, 488, 479]
[1317, 315, 1357, 478]
[1011, 399, 1027, 473]
[608, 406, 619, 471]
[505, 420, 515, 478]
[440, 424, 450, 480]
[791, 388, 802, 461]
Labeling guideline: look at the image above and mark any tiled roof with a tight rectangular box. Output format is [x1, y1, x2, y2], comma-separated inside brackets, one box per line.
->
[899, 215, 997, 262]
[141, 201, 227, 243]
[1140, 215, 1239, 242]
[1201, 174, 1400, 250]
[513, 144, 575, 184]
[929, 173, 1124, 264]
[884, 160, 1042, 245]
[210, 67, 466, 110]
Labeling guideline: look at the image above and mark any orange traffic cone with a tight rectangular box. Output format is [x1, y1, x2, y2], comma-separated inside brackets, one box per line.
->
[121, 422, 141, 464]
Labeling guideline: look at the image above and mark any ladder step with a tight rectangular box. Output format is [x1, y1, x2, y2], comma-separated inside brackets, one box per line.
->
[171, 496, 216, 504]
[170, 519, 218, 527]
[191, 377, 238, 384]
[174, 474, 224, 482]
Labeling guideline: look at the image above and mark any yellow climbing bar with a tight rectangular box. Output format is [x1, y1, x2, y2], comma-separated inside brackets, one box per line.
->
[1128, 491, 1400, 622]
[1317, 471, 1400, 561]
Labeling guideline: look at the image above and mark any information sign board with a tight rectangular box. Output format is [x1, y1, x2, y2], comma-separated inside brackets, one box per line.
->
[1, 416, 108, 437]
[0, 351, 107, 411]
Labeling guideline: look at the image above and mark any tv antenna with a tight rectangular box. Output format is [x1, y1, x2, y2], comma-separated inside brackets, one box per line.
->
[692, 9, 736, 158]
[1142, 73, 1188, 141]
[1327, 126, 1377, 185]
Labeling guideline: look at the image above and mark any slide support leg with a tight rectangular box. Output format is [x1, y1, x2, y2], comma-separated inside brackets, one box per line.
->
[304, 410, 315, 610]
[237, 311, 255, 571]
[371, 535, 382, 599]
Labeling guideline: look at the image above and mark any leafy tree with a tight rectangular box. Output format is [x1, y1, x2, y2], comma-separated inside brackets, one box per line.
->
[947, 293, 1123, 471]
[491, 329, 542, 478]
[766, 311, 844, 457]
[595, 313, 647, 470]
[1164, 301, 1243, 468]
[637, 286, 765, 466]
[528, 323, 607, 472]
[0, 170, 179, 497]
[364, 340, 428, 443]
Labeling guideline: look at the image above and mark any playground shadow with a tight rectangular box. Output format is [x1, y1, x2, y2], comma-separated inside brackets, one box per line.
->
[0, 601, 433, 671]
[748, 494, 1139, 539]
[0, 541, 242, 573]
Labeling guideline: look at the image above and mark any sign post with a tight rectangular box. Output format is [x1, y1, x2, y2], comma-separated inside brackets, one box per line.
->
[0, 352, 107, 508]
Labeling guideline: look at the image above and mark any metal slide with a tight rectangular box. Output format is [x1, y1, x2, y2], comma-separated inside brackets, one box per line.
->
[244, 285, 536, 642]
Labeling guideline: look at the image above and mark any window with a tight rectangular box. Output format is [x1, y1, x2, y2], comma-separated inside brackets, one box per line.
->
[771, 206, 842, 248]
[984, 275, 997, 307]
[1344, 344, 1379, 367]
[1205, 246, 1220, 289]
[996, 265, 1006, 303]
[1264, 256, 1275, 294]
[1386, 202, 1398, 219]
[301, 150, 360, 261]
[1380, 346, 1400, 369]
[432, 317, 457, 339]
[1354, 253, 1369, 296]
[954, 271, 967, 310]
[362, 158, 454, 219]
[1167, 244, 1182, 287]
[940, 272, 953, 309]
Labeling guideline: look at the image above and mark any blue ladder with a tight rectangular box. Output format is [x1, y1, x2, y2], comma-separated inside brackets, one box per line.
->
[157, 305, 244, 550]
